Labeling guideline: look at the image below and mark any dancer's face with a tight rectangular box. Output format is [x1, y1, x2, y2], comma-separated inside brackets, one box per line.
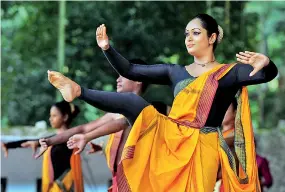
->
[116, 75, 141, 93]
[222, 103, 236, 130]
[185, 18, 215, 56]
[49, 106, 67, 128]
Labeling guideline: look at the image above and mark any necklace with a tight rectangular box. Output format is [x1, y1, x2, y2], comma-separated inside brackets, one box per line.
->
[194, 59, 216, 67]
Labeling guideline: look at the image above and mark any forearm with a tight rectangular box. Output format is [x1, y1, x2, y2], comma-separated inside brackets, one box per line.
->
[46, 126, 84, 146]
[81, 113, 115, 134]
[5, 140, 30, 149]
[85, 118, 128, 142]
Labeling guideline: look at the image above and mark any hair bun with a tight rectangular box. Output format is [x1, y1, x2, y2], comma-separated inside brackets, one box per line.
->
[217, 25, 224, 44]
[69, 103, 80, 119]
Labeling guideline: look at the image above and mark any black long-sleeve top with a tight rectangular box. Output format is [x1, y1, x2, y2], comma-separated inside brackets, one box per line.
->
[5, 139, 72, 180]
[102, 46, 278, 127]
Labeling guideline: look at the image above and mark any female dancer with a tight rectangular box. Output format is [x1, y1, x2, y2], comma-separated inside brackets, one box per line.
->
[37, 101, 84, 192]
[48, 14, 278, 192]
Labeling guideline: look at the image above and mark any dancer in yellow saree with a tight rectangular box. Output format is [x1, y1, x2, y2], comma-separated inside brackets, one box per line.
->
[115, 65, 259, 192]
[40, 101, 84, 192]
[105, 102, 169, 192]
[47, 14, 278, 191]
[42, 148, 84, 192]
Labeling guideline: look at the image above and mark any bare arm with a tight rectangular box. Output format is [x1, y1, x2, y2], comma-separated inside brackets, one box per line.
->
[46, 113, 116, 146]
[67, 117, 128, 154]
[85, 117, 128, 142]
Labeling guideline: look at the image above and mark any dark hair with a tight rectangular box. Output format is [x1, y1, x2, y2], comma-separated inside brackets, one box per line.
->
[151, 101, 168, 115]
[53, 101, 80, 126]
[193, 13, 220, 50]
[129, 59, 149, 93]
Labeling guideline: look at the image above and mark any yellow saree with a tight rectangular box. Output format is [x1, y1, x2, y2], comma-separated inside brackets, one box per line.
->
[42, 147, 84, 192]
[116, 64, 261, 192]
[105, 130, 123, 192]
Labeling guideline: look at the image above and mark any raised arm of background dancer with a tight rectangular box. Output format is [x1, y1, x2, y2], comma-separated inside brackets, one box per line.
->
[45, 113, 116, 146]
[67, 118, 128, 154]
[233, 52, 278, 86]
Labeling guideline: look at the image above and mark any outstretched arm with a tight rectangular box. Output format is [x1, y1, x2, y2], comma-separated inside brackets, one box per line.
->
[85, 117, 128, 141]
[67, 117, 128, 154]
[45, 113, 116, 146]
[96, 24, 173, 85]
[1, 140, 40, 158]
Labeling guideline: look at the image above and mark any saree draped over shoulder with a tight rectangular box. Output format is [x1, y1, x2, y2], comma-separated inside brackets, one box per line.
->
[42, 147, 84, 192]
[115, 64, 261, 192]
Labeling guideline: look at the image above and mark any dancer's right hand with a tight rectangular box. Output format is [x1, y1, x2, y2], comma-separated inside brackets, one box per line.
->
[21, 140, 39, 158]
[96, 24, 110, 50]
[67, 134, 88, 155]
[34, 138, 48, 159]
[1, 142, 8, 158]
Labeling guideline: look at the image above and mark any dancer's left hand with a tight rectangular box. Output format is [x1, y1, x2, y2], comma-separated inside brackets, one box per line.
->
[1, 142, 8, 158]
[67, 134, 87, 155]
[236, 51, 270, 76]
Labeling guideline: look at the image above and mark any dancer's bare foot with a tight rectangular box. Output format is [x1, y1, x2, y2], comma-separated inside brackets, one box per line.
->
[47, 70, 81, 102]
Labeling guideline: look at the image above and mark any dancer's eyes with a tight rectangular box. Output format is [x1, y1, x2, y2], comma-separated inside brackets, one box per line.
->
[184, 31, 201, 37]
[193, 31, 201, 36]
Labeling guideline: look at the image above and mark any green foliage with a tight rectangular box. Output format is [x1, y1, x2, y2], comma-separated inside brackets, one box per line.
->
[1, 1, 284, 129]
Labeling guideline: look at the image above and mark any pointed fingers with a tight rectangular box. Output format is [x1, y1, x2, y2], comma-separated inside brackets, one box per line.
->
[102, 24, 107, 38]
[238, 52, 251, 58]
[99, 24, 103, 36]
[34, 149, 45, 159]
[245, 51, 256, 55]
[3, 148, 8, 158]
[236, 53, 250, 61]
[236, 57, 249, 64]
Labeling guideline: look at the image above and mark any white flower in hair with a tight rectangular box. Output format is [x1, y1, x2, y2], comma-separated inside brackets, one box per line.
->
[217, 25, 224, 44]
